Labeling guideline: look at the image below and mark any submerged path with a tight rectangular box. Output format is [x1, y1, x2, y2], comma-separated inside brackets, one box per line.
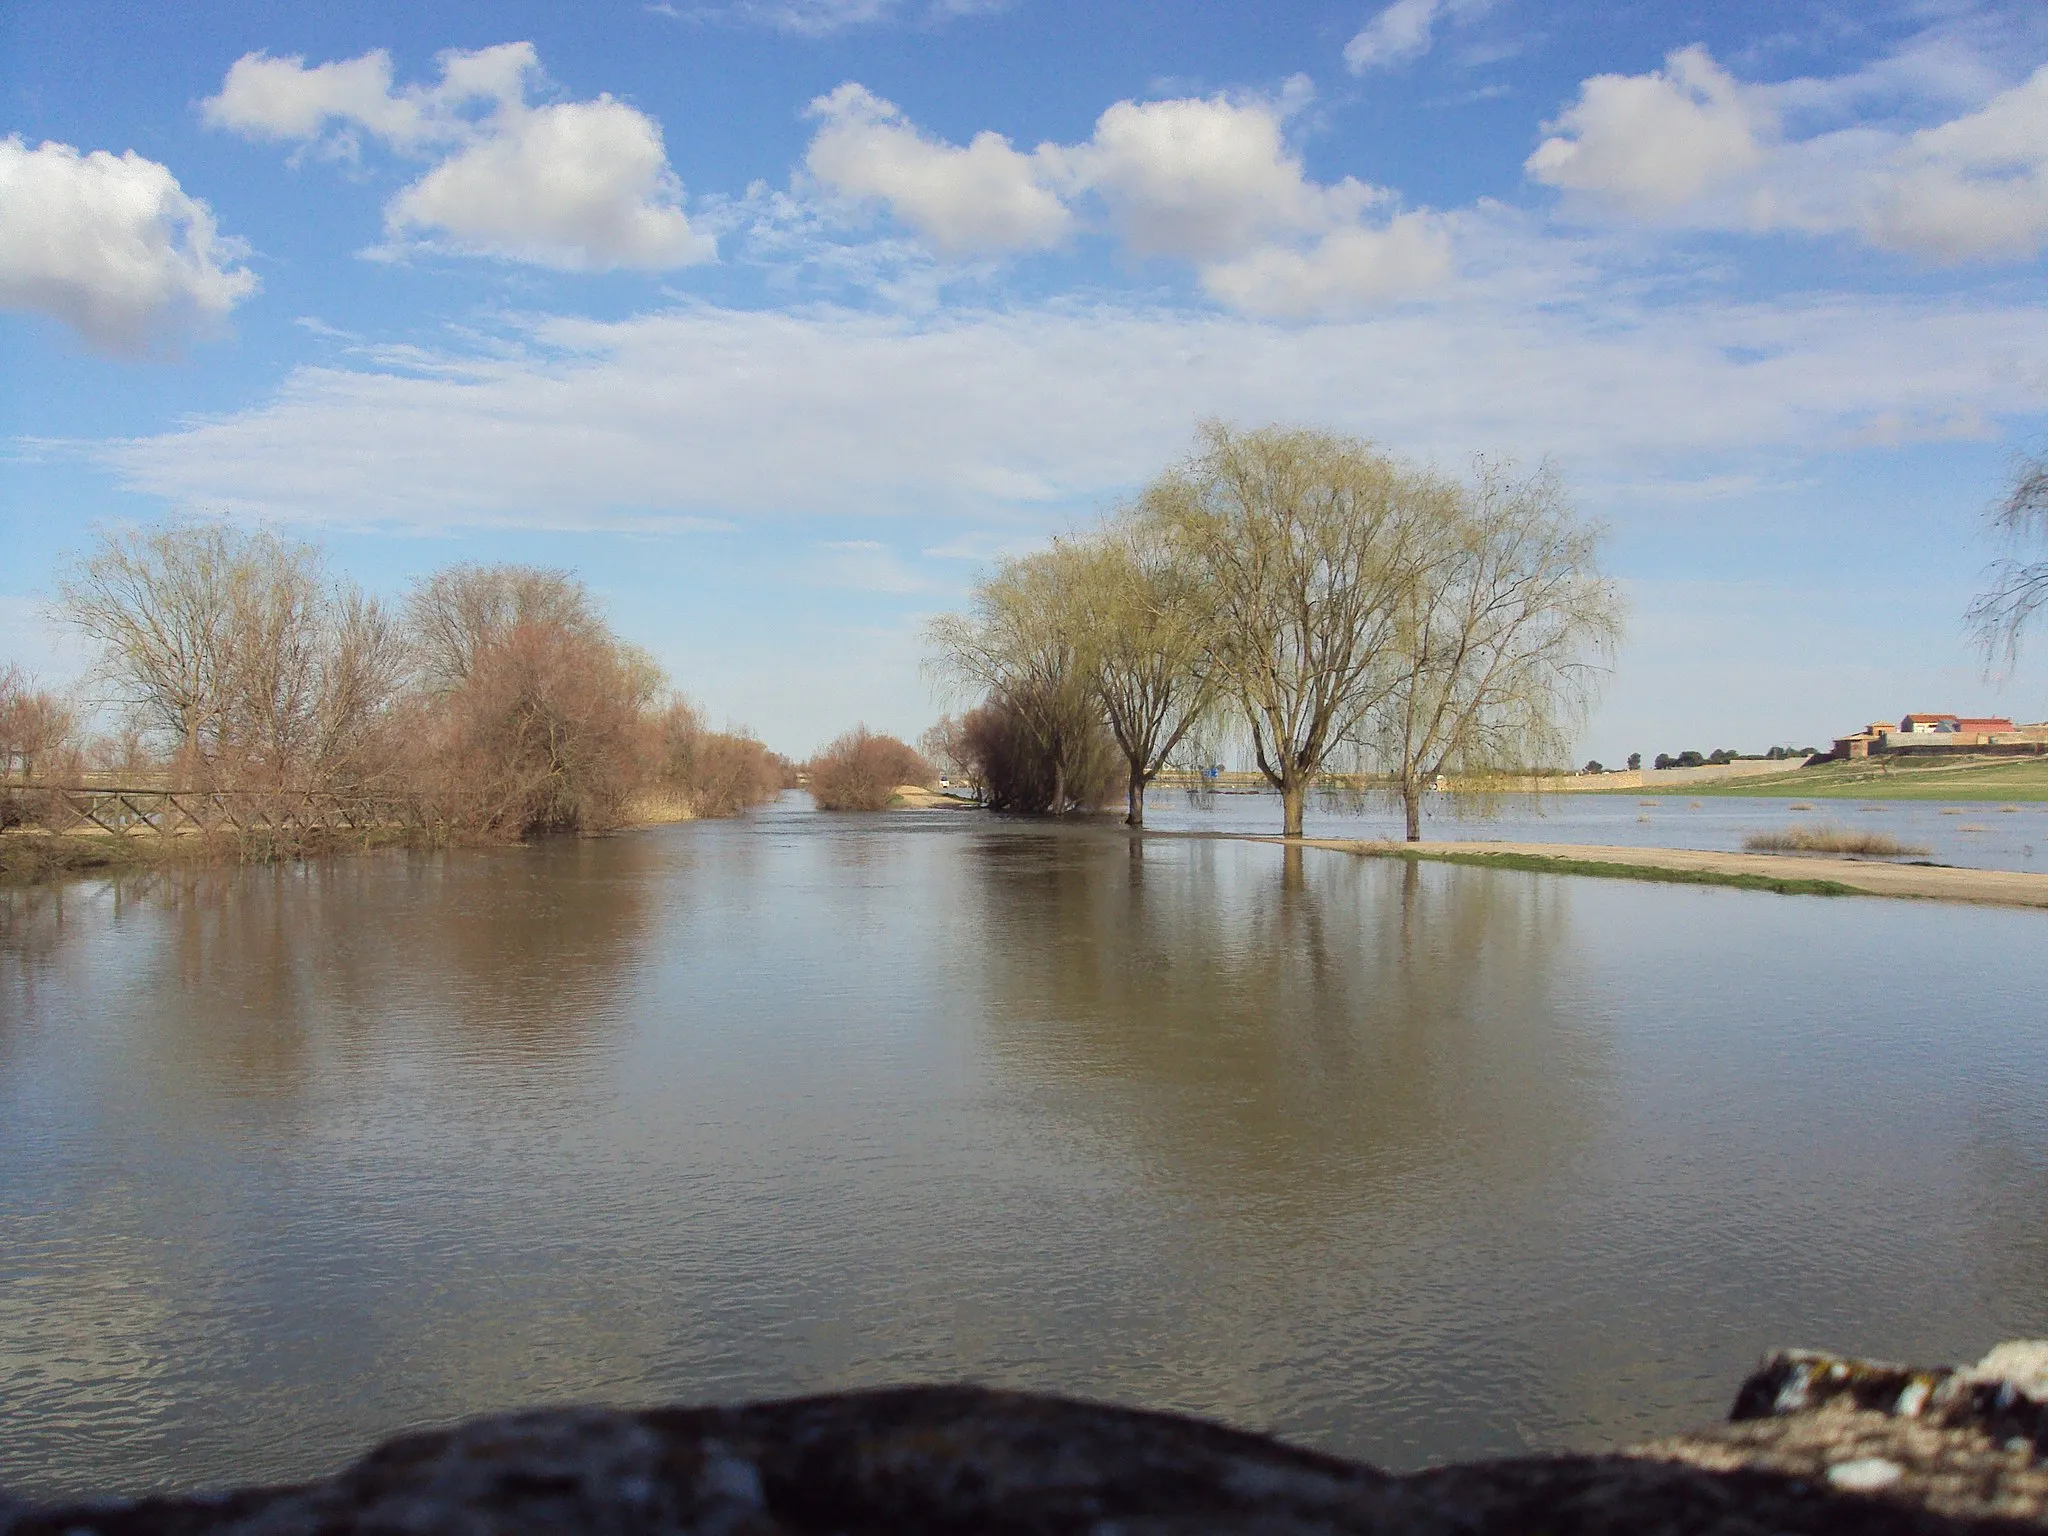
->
[1249, 837, 2048, 910]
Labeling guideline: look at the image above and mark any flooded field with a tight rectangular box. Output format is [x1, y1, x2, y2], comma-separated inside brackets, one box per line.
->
[3, 798, 2044, 1499]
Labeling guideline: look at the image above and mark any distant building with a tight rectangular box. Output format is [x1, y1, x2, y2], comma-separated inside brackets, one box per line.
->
[1829, 712, 2041, 760]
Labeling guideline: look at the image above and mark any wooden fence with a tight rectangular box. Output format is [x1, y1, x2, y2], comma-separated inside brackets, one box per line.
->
[0, 784, 432, 838]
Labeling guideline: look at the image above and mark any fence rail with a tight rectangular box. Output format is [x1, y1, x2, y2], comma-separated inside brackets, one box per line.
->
[0, 784, 432, 838]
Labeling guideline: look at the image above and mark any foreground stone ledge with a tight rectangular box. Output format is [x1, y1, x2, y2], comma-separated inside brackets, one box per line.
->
[5, 1344, 2044, 1534]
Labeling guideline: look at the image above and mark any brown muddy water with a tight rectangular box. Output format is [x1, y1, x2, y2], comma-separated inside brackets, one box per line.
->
[3, 795, 2045, 1499]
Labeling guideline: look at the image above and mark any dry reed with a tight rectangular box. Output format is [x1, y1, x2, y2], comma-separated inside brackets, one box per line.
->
[1742, 824, 1928, 857]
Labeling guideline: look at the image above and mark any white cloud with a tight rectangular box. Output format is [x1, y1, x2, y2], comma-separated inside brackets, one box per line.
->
[0, 137, 256, 354]
[1527, 46, 1770, 214]
[386, 97, 709, 268]
[653, 0, 1006, 37]
[1343, 0, 1493, 73]
[1868, 66, 2048, 260]
[1074, 88, 1375, 259]
[1529, 46, 2048, 262]
[204, 44, 711, 269]
[92, 282, 2048, 531]
[1345, 0, 1443, 72]
[203, 48, 443, 153]
[803, 84, 1070, 254]
[1197, 215, 1453, 316]
[801, 80, 1448, 311]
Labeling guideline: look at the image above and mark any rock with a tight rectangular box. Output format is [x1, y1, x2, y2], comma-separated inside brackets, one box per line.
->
[4, 1348, 2045, 1535]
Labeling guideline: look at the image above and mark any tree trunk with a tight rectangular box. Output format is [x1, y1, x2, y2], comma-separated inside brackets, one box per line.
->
[1051, 760, 1066, 817]
[1403, 779, 1423, 842]
[1126, 763, 1145, 827]
[1281, 778, 1306, 838]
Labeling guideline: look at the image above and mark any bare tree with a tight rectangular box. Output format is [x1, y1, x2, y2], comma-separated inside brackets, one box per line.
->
[56, 525, 399, 790]
[402, 565, 661, 837]
[1071, 525, 1218, 827]
[1967, 448, 2048, 676]
[1145, 422, 1441, 837]
[919, 715, 973, 790]
[0, 665, 78, 782]
[1366, 460, 1624, 841]
[405, 564, 607, 693]
[313, 589, 409, 789]
[57, 525, 255, 771]
[926, 544, 1106, 814]
[216, 537, 328, 787]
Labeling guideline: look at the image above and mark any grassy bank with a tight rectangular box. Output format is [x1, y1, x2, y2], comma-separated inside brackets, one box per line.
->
[1356, 844, 1862, 897]
[1599, 754, 2048, 802]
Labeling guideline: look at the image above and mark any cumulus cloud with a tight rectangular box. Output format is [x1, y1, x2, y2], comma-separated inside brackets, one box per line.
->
[801, 79, 1448, 311]
[1527, 45, 1770, 213]
[203, 43, 710, 268]
[95, 283, 2048, 530]
[386, 96, 708, 267]
[1529, 46, 2048, 262]
[0, 137, 256, 354]
[804, 84, 1070, 253]
[1073, 88, 1375, 259]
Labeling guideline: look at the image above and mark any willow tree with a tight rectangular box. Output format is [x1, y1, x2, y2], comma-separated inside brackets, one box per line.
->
[1071, 525, 1218, 826]
[1368, 461, 1623, 841]
[1967, 449, 2048, 673]
[926, 543, 1107, 814]
[1146, 422, 1440, 838]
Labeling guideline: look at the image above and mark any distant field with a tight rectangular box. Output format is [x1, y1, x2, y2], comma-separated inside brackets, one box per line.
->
[1602, 755, 2048, 802]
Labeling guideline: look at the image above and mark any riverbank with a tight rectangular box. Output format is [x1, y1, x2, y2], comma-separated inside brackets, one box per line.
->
[7, 1343, 2042, 1531]
[1273, 836, 2048, 909]
[1593, 753, 2048, 801]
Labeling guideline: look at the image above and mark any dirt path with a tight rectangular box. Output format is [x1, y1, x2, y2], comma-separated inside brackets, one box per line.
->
[1269, 838, 2048, 910]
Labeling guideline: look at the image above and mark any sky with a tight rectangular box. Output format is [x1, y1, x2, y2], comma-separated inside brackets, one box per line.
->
[4, 0, 2047, 763]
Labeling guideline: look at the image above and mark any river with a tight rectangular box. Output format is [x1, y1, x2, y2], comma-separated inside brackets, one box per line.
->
[2, 795, 2044, 1499]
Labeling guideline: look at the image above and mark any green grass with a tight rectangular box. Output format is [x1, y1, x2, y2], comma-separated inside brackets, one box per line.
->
[1597, 754, 2048, 802]
[1357, 844, 1860, 897]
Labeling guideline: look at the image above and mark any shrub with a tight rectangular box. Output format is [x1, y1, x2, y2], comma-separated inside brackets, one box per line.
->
[651, 699, 784, 818]
[808, 727, 931, 812]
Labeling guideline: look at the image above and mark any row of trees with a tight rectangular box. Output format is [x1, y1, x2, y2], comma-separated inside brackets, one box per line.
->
[30, 526, 790, 838]
[927, 423, 1625, 839]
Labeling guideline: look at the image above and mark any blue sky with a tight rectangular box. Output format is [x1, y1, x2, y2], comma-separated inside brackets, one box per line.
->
[4, 0, 2047, 761]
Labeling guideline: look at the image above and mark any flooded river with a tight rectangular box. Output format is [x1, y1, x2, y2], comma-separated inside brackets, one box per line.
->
[3, 797, 2045, 1498]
